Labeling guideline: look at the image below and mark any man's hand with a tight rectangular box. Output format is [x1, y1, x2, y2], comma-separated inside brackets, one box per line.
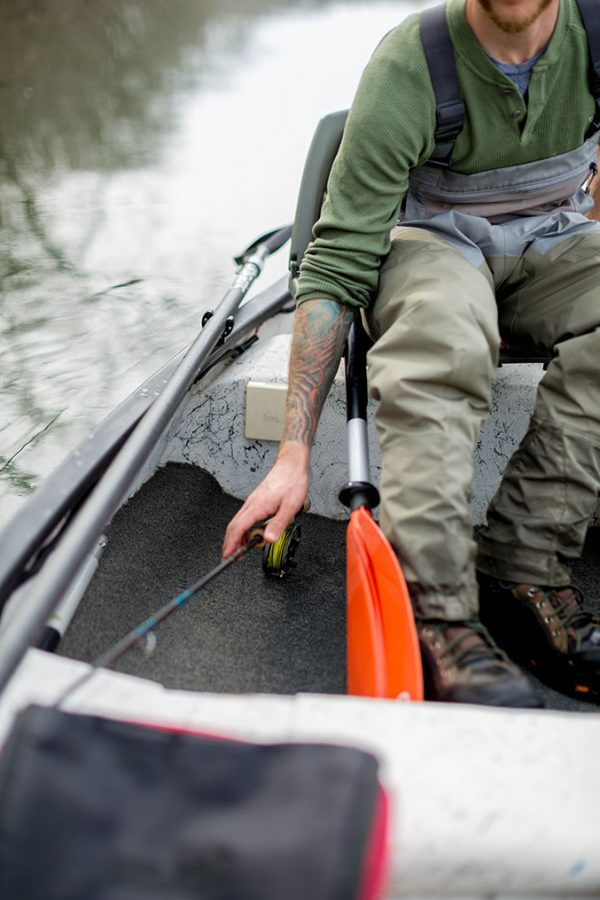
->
[222, 298, 354, 559]
[222, 444, 309, 558]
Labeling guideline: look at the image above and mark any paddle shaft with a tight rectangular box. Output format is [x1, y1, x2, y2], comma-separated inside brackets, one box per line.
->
[339, 321, 380, 512]
[341, 323, 424, 700]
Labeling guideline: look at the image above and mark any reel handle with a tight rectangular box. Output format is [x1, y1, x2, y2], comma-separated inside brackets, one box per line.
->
[246, 520, 269, 548]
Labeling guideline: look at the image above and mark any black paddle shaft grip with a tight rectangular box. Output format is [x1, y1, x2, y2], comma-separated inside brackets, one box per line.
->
[339, 320, 380, 511]
[344, 319, 370, 423]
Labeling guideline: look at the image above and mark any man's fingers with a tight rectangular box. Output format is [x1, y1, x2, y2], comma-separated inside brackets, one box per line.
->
[222, 466, 309, 558]
[263, 500, 301, 543]
[223, 498, 278, 557]
[262, 519, 283, 544]
[223, 498, 301, 558]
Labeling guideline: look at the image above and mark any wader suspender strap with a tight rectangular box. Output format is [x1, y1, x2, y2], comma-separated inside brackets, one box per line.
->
[575, 0, 600, 134]
[421, 0, 600, 168]
[419, 3, 465, 169]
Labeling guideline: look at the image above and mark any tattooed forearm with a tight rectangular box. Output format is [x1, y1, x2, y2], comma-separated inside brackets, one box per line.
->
[281, 299, 355, 448]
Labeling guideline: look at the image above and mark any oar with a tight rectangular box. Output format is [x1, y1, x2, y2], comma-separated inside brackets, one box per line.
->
[0, 226, 292, 697]
[339, 320, 423, 701]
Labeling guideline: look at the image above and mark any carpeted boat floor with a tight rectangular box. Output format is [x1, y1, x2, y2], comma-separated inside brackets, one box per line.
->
[60, 463, 347, 695]
[60, 463, 600, 712]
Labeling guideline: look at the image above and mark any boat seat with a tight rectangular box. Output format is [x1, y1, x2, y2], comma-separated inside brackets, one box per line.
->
[289, 109, 552, 368]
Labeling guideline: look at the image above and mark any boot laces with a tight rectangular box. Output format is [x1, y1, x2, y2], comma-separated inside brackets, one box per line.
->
[434, 620, 511, 671]
[536, 584, 593, 639]
[497, 579, 593, 634]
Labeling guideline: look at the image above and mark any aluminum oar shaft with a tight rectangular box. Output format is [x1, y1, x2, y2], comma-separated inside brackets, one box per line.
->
[0, 226, 290, 697]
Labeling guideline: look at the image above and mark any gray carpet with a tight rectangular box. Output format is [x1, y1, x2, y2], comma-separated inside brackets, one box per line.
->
[59, 463, 600, 712]
[60, 464, 347, 694]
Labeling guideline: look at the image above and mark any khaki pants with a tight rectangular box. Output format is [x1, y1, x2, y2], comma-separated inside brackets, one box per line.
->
[365, 226, 600, 620]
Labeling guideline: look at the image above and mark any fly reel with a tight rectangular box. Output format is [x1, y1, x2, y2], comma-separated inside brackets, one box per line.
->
[262, 521, 302, 578]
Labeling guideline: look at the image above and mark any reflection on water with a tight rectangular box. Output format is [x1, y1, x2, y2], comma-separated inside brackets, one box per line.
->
[0, 0, 422, 525]
[2, 0, 342, 177]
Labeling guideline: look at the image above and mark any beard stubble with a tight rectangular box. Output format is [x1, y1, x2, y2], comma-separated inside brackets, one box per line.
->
[478, 0, 555, 33]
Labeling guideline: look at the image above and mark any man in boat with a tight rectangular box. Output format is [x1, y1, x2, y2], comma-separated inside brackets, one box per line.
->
[224, 0, 600, 707]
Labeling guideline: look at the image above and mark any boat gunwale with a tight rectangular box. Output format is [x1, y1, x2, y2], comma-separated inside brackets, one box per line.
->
[0, 277, 292, 617]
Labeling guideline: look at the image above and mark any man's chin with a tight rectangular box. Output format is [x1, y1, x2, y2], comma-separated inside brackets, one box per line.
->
[478, 0, 555, 34]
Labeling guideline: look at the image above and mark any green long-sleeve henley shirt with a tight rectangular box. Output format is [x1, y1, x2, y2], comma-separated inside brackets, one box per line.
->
[295, 0, 595, 310]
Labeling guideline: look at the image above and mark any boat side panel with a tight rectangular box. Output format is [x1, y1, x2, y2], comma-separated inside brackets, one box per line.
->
[161, 333, 577, 526]
[160, 334, 363, 520]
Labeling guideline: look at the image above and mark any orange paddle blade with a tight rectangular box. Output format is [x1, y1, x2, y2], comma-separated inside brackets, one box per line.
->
[347, 507, 423, 700]
[346, 519, 387, 698]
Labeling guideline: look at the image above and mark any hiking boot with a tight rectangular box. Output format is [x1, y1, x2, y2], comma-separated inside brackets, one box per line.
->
[416, 619, 542, 707]
[478, 574, 600, 701]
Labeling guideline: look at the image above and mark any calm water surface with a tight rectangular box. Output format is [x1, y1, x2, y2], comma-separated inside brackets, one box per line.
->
[0, 0, 423, 526]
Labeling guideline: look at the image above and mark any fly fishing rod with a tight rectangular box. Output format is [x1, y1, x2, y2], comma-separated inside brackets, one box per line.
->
[53, 523, 268, 708]
[53, 507, 306, 709]
[94, 531, 266, 672]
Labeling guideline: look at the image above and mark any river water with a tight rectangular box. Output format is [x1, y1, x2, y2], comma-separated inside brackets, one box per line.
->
[0, 0, 423, 527]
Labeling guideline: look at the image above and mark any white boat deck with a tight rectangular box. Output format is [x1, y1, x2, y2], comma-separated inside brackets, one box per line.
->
[2, 650, 599, 899]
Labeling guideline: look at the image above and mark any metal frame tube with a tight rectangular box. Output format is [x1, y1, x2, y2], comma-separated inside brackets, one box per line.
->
[0, 230, 291, 695]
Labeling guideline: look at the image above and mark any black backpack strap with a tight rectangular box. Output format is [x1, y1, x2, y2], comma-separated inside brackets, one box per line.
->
[575, 0, 600, 134]
[419, 3, 465, 168]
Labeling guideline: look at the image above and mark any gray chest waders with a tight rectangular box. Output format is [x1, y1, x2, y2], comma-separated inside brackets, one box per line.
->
[367, 0, 600, 614]
[402, 0, 600, 264]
